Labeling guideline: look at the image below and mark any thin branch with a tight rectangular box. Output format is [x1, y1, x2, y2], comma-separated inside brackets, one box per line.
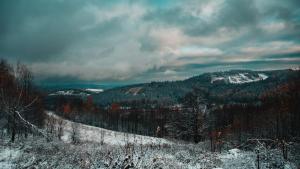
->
[15, 110, 47, 138]
[17, 86, 23, 106]
[24, 97, 38, 109]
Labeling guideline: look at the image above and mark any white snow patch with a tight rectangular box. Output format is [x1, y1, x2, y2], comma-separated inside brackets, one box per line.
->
[49, 90, 74, 96]
[258, 73, 268, 80]
[211, 73, 268, 84]
[85, 88, 103, 93]
[228, 148, 240, 158]
[49, 90, 90, 96]
[47, 111, 171, 146]
[211, 77, 225, 83]
[125, 87, 143, 96]
[0, 148, 20, 169]
[291, 67, 300, 71]
[218, 148, 257, 169]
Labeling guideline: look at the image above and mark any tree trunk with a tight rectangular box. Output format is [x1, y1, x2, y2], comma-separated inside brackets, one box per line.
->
[11, 111, 16, 142]
[257, 153, 260, 169]
[210, 134, 213, 152]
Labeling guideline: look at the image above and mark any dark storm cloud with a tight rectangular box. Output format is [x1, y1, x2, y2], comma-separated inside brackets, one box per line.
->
[0, 0, 127, 62]
[0, 0, 299, 83]
[143, 0, 300, 43]
[0, 0, 89, 61]
[143, 0, 260, 36]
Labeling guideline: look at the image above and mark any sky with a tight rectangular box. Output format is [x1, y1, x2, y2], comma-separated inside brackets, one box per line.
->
[0, 0, 300, 84]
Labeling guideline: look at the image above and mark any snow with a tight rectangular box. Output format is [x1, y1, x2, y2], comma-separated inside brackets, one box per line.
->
[49, 88, 104, 96]
[291, 67, 300, 71]
[49, 90, 74, 96]
[211, 73, 268, 84]
[0, 111, 298, 168]
[229, 73, 254, 84]
[49, 90, 89, 96]
[47, 111, 171, 146]
[0, 148, 20, 169]
[1, 131, 299, 168]
[258, 73, 268, 80]
[218, 148, 256, 169]
[125, 87, 143, 96]
[211, 77, 225, 83]
[228, 148, 240, 157]
[85, 88, 103, 93]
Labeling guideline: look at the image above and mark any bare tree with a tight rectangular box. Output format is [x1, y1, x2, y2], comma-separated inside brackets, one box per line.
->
[71, 122, 80, 144]
[57, 118, 65, 140]
[1, 90, 47, 141]
[46, 116, 56, 134]
[0, 60, 47, 142]
[100, 129, 105, 145]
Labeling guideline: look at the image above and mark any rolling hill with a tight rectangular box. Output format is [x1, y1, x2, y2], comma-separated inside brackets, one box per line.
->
[90, 69, 299, 105]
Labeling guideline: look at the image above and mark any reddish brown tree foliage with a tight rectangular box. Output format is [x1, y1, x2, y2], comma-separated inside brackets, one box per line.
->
[0, 59, 45, 142]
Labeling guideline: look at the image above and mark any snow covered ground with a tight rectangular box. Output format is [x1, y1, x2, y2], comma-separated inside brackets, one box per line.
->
[47, 111, 170, 146]
[0, 147, 21, 169]
[1, 137, 298, 169]
[0, 112, 298, 169]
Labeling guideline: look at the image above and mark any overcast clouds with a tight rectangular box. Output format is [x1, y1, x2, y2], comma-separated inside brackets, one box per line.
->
[0, 0, 299, 83]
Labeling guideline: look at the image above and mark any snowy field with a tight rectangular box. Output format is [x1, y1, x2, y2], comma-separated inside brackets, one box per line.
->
[47, 111, 171, 146]
[0, 112, 299, 169]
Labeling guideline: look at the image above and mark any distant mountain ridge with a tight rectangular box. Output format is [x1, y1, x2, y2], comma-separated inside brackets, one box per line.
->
[90, 69, 299, 105]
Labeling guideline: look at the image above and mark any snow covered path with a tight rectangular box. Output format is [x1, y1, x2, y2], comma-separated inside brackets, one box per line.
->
[47, 111, 171, 146]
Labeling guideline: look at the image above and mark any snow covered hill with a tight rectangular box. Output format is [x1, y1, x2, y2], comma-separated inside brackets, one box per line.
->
[1, 112, 298, 169]
[47, 111, 171, 146]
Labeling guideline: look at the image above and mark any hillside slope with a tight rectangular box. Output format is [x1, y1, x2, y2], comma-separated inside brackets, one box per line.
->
[91, 69, 299, 105]
[47, 111, 171, 146]
[1, 112, 298, 169]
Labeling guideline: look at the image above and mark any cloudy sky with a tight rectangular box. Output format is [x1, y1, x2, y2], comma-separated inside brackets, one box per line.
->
[0, 0, 299, 83]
